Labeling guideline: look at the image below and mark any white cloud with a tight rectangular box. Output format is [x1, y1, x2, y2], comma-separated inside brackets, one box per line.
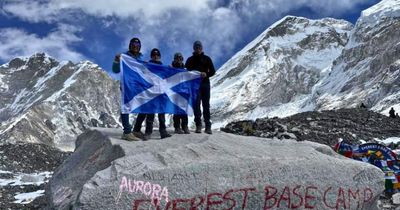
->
[66, 0, 210, 18]
[1, 1, 60, 23]
[0, 25, 85, 62]
[2, 0, 375, 23]
[1, 0, 212, 22]
[1, 0, 378, 66]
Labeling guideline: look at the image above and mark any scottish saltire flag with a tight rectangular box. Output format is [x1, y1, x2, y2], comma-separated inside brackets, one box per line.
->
[120, 54, 202, 115]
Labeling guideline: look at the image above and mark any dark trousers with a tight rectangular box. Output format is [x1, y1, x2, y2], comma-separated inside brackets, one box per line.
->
[158, 114, 166, 131]
[194, 83, 211, 128]
[120, 85, 133, 134]
[133, 113, 166, 134]
[121, 113, 132, 134]
[173, 114, 188, 129]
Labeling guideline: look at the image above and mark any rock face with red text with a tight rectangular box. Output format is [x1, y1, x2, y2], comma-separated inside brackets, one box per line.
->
[46, 128, 384, 210]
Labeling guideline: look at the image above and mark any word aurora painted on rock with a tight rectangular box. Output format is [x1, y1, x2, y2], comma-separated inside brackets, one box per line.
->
[117, 176, 169, 204]
[132, 185, 373, 210]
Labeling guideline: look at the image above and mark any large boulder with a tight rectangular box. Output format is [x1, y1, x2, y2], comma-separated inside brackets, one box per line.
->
[47, 128, 384, 210]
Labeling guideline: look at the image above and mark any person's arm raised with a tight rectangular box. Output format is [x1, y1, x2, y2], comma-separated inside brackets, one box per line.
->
[112, 54, 121, 73]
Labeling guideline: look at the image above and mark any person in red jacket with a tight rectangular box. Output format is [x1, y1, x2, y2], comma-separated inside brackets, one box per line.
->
[185, 41, 215, 134]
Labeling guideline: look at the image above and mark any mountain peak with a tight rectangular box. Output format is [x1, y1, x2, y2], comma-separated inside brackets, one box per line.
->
[76, 60, 100, 70]
[1, 52, 60, 71]
[211, 0, 400, 126]
[267, 16, 352, 37]
[359, 0, 400, 26]
[0, 53, 120, 151]
[211, 16, 353, 126]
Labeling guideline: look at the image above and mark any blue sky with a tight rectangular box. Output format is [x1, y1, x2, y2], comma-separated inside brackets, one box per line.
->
[0, 0, 380, 74]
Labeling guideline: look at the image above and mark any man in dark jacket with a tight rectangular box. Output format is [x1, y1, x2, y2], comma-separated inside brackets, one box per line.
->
[133, 48, 172, 139]
[112, 37, 142, 141]
[389, 107, 396, 118]
[185, 41, 215, 134]
[172, 52, 190, 134]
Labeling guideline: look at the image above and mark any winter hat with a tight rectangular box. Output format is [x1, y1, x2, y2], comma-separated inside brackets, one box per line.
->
[174, 52, 183, 60]
[129, 37, 141, 49]
[151, 48, 161, 57]
[193, 40, 202, 50]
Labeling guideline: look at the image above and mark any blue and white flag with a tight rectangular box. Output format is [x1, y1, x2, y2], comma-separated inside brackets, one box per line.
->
[120, 54, 202, 115]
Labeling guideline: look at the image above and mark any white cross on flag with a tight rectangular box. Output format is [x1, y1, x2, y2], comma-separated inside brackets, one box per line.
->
[120, 54, 202, 115]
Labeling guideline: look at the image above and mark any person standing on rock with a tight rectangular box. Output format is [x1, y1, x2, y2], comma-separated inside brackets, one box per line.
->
[112, 37, 142, 141]
[185, 41, 215, 134]
[133, 48, 172, 140]
[171, 52, 190, 134]
[389, 107, 396, 118]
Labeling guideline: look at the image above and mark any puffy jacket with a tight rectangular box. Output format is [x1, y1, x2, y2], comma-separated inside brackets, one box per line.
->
[185, 52, 215, 84]
[112, 51, 143, 73]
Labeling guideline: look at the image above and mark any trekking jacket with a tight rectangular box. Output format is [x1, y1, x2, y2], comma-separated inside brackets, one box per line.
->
[112, 51, 143, 73]
[185, 52, 215, 84]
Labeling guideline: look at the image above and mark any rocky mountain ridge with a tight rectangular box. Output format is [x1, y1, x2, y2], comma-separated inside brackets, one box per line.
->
[211, 0, 400, 127]
[210, 16, 353, 127]
[308, 0, 400, 114]
[0, 53, 120, 151]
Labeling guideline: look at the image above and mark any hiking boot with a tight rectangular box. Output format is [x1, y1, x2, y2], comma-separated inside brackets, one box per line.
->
[174, 128, 184, 134]
[182, 127, 190, 134]
[205, 126, 212, 134]
[121, 133, 140, 141]
[132, 131, 145, 140]
[160, 130, 172, 139]
[195, 125, 202, 133]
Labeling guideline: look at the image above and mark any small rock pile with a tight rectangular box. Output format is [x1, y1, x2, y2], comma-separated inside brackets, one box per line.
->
[0, 143, 70, 173]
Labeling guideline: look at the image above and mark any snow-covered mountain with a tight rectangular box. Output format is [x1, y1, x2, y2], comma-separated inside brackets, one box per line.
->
[307, 0, 400, 114]
[0, 53, 120, 151]
[211, 16, 353, 127]
[211, 0, 400, 127]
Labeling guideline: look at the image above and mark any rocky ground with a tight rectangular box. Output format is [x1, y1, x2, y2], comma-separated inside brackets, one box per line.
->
[0, 143, 70, 209]
[222, 108, 400, 209]
[222, 108, 400, 147]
